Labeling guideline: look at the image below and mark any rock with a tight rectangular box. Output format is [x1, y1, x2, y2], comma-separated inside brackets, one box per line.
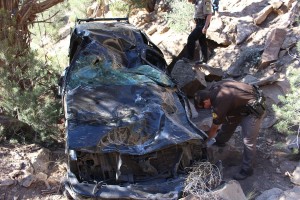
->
[36, 172, 51, 190]
[206, 16, 233, 46]
[259, 28, 287, 69]
[279, 186, 300, 200]
[194, 69, 207, 87]
[28, 148, 51, 173]
[21, 174, 37, 188]
[275, 78, 291, 95]
[0, 179, 16, 187]
[261, 83, 285, 105]
[170, 60, 206, 97]
[290, 164, 300, 185]
[272, 0, 290, 15]
[255, 188, 283, 200]
[181, 79, 206, 98]
[236, 22, 257, 45]
[270, 1, 284, 10]
[207, 46, 239, 71]
[147, 27, 157, 35]
[281, 28, 300, 49]
[208, 16, 224, 32]
[253, 5, 273, 25]
[159, 26, 170, 34]
[211, 180, 247, 200]
[277, 1, 298, 28]
[286, 135, 300, 151]
[227, 47, 263, 77]
[207, 144, 242, 166]
[242, 75, 259, 84]
[194, 63, 223, 82]
[253, 73, 281, 86]
[181, 180, 245, 200]
[279, 160, 298, 174]
[207, 31, 231, 45]
[36, 172, 48, 181]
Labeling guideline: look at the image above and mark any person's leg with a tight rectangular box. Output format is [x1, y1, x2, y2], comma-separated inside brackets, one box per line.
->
[215, 117, 241, 145]
[240, 114, 265, 170]
[233, 113, 265, 180]
[198, 34, 208, 63]
[186, 26, 202, 60]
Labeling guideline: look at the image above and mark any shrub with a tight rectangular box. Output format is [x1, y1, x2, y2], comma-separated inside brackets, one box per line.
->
[273, 66, 300, 135]
[110, 0, 157, 17]
[165, 0, 194, 33]
[0, 9, 62, 143]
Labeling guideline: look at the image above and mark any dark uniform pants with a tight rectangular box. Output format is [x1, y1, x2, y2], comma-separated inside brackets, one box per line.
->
[215, 112, 266, 171]
[186, 19, 208, 62]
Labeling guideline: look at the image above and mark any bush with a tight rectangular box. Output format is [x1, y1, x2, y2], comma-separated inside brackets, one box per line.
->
[165, 0, 194, 33]
[110, 0, 130, 17]
[0, 9, 62, 144]
[273, 66, 300, 135]
[110, 0, 157, 17]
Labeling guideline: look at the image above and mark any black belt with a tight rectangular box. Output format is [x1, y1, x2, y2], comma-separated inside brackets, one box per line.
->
[194, 18, 205, 24]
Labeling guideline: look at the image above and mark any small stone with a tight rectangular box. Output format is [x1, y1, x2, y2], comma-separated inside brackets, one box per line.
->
[0, 179, 16, 187]
[21, 174, 37, 188]
[276, 168, 281, 174]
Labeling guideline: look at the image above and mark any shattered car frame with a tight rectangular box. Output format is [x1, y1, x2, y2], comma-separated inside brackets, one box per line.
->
[59, 18, 207, 199]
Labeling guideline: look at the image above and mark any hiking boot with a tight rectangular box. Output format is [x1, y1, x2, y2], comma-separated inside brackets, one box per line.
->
[233, 169, 253, 180]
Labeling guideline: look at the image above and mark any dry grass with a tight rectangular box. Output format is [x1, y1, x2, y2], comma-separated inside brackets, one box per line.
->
[183, 161, 222, 200]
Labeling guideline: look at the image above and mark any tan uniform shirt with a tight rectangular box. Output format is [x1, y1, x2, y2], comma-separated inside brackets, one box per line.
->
[209, 80, 257, 125]
[194, 0, 213, 19]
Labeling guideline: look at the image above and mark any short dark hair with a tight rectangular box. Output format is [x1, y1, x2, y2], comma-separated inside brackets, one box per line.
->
[194, 90, 211, 109]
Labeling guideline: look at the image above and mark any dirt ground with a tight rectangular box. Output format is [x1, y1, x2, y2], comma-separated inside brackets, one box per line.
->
[222, 128, 296, 199]
[0, 144, 67, 200]
[0, 126, 297, 200]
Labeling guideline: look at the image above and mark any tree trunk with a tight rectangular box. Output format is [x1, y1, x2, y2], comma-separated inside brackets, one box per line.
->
[0, 0, 64, 50]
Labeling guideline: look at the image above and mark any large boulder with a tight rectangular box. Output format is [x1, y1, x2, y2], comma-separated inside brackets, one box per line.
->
[227, 47, 263, 77]
[255, 188, 284, 200]
[211, 180, 247, 200]
[236, 22, 258, 45]
[253, 5, 273, 25]
[194, 63, 224, 82]
[170, 60, 207, 97]
[259, 28, 287, 69]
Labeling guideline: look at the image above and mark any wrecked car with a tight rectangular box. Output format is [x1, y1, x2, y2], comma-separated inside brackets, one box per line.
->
[59, 18, 207, 199]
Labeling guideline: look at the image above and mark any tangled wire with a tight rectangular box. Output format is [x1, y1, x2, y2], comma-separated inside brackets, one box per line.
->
[183, 161, 223, 200]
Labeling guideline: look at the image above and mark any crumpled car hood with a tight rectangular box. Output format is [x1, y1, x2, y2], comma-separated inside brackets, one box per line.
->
[66, 82, 204, 154]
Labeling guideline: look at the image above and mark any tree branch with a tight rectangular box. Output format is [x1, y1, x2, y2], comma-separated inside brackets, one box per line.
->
[18, 0, 64, 24]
